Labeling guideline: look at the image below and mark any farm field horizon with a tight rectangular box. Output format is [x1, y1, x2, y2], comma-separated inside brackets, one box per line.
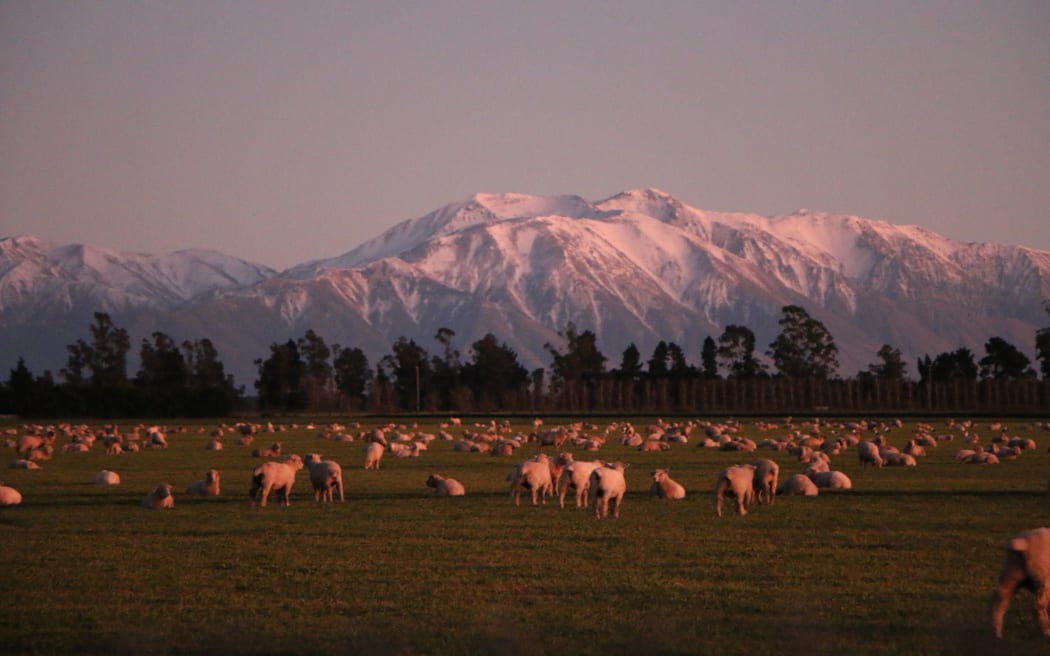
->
[1, 414, 1048, 656]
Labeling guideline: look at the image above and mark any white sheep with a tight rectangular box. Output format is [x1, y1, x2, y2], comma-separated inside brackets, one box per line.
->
[777, 474, 819, 496]
[750, 458, 779, 505]
[425, 473, 465, 497]
[94, 470, 120, 486]
[589, 461, 628, 519]
[883, 452, 917, 467]
[362, 441, 385, 470]
[0, 482, 22, 506]
[808, 470, 852, 490]
[249, 455, 304, 507]
[649, 468, 685, 500]
[303, 453, 344, 503]
[9, 459, 40, 469]
[251, 441, 282, 458]
[992, 527, 1050, 638]
[508, 454, 554, 506]
[715, 464, 756, 517]
[185, 469, 221, 497]
[558, 460, 603, 509]
[858, 440, 884, 467]
[142, 483, 174, 509]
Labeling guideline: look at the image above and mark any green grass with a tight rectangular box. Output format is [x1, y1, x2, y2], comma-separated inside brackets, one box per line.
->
[1, 416, 1048, 655]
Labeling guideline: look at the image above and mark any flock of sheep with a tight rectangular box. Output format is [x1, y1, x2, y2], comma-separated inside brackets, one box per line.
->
[3, 415, 1049, 638]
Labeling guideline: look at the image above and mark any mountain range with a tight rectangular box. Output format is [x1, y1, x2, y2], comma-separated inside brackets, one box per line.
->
[2, 188, 1048, 389]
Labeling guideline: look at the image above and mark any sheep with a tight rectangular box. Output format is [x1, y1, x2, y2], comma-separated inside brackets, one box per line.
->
[206, 438, 223, 451]
[715, 464, 756, 517]
[425, 473, 465, 497]
[858, 440, 884, 467]
[142, 483, 174, 509]
[0, 482, 22, 506]
[251, 442, 282, 458]
[508, 454, 554, 506]
[808, 470, 852, 490]
[777, 473, 819, 497]
[558, 460, 603, 509]
[249, 455, 303, 507]
[992, 527, 1050, 638]
[589, 461, 628, 519]
[185, 469, 221, 497]
[362, 441, 385, 470]
[94, 470, 120, 486]
[750, 458, 779, 505]
[9, 459, 40, 469]
[303, 454, 344, 503]
[883, 452, 917, 467]
[649, 468, 685, 500]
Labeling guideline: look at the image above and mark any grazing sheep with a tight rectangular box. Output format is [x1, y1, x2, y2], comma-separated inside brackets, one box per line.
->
[0, 482, 22, 506]
[589, 461, 628, 519]
[992, 527, 1050, 638]
[303, 454, 344, 503]
[558, 460, 603, 509]
[508, 454, 554, 506]
[94, 470, 121, 486]
[750, 458, 779, 505]
[649, 468, 686, 500]
[142, 483, 174, 509]
[185, 469, 221, 497]
[715, 465, 756, 517]
[251, 442, 282, 458]
[777, 474, 819, 497]
[425, 473, 465, 497]
[858, 440, 884, 467]
[362, 441, 385, 470]
[808, 470, 852, 490]
[249, 456, 304, 507]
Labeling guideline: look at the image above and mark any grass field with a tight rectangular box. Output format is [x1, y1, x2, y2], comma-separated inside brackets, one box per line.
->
[1, 415, 1048, 656]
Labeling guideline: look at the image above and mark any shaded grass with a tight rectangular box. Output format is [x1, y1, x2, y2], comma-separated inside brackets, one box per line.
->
[1, 416, 1049, 655]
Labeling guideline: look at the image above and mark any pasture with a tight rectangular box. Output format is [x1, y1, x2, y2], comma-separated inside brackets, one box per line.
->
[1, 416, 1048, 656]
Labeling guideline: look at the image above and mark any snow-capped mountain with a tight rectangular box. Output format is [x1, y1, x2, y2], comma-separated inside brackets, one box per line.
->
[2, 190, 1048, 388]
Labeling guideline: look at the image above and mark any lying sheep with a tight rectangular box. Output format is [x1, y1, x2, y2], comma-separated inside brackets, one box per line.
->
[94, 470, 120, 486]
[883, 452, 917, 467]
[249, 455, 304, 507]
[751, 458, 779, 505]
[558, 460, 602, 509]
[251, 442, 282, 458]
[0, 482, 22, 506]
[425, 473, 465, 497]
[649, 468, 686, 500]
[185, 469, 221, 497]
[777, 473, 818, 496]
[142, 483, 174, 509]
[9, 459, 40, 469]
[589, 461, 628, 519]
[303, 454, 344, 503]
[992, 527, 1050, 638]
[808, 470, 852, 490]
[362, 441, 384, 470]
[715, 464, 756, 517]
[508, 454, 554, 506]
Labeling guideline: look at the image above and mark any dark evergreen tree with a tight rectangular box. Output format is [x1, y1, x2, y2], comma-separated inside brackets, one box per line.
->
[332, 345, 372, 404]
[647, 341, 669, 378]
[867, 344, 907, 380]
[716, 325, 766, 379]
[768, 305, 839, 379]
[254, 339, 305, 411]
[544, 322, 607, 387]
[183, 338, 240, 415]
[666, 342, 691, 379]
[461, 333, 529, 410]
[978, 337, 1034, 380]
[613, 343, 643, 380]
[6, 358, 33, 416]
[700, 336, 719, 379]
[1036, 301, 1050, 380]
[919, 348, 978, 383]
[380, 337, 431, 411]
[429, 328, 462, 410]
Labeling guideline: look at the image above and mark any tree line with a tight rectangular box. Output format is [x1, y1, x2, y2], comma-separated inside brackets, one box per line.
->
[1, 302, 1049, 418]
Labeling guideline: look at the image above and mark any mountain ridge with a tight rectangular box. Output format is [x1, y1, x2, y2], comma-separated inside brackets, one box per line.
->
[2, 189, 1047, 387]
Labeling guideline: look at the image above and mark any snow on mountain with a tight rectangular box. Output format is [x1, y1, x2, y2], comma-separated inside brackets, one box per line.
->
[1, 190, 1048, 387]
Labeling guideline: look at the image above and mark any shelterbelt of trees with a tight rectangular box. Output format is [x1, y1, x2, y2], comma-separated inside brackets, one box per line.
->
[1, 302, 1049, 418]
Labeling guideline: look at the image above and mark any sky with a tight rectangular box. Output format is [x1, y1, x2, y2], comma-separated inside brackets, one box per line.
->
[2, 1, 1048, 271]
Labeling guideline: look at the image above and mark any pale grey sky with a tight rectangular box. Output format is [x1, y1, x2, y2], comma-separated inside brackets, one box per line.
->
[2, 1, 1048, 270]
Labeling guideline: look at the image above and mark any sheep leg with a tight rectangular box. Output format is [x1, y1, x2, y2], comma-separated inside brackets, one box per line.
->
[993, 554, 1027, 638]
[1035, 584, 1050, 636]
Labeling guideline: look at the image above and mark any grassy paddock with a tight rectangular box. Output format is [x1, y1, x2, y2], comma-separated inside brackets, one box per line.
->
[1, 415, 1048, 656]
